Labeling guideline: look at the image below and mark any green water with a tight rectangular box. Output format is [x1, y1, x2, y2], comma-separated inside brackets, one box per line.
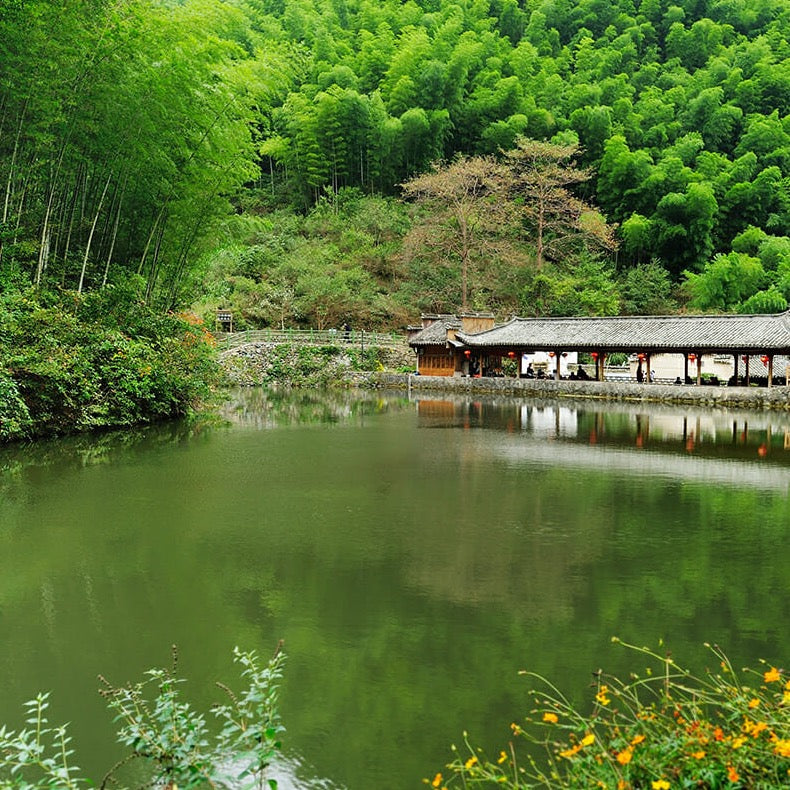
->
[1, 388, 789, 788]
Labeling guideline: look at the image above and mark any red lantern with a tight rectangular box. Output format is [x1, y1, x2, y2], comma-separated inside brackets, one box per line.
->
[761, 355, 770, 365]
[507, 351, 516, 358]
[591, 352, 599, 359]
[688, 353, 696, 362]
[562, 352, 568, 358]
[637, 353, 645, 361]
[464, 349, 471, 358]
[548, 351, 555, 357]
[742, 355, 749, 363]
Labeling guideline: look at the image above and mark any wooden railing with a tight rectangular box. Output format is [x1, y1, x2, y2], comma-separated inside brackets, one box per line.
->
[214, 328, 405, 351]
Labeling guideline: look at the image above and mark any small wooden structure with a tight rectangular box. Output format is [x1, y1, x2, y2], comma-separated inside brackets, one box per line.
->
[216, 310, 234, 333]
[409, 313, 495, 376]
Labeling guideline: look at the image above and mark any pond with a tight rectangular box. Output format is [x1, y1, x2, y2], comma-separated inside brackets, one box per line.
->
[1, 388, 789, 789]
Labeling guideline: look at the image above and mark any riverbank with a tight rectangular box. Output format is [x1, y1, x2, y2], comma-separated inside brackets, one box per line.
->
[216, 340, 790, 410]
[0, 287, 219, 443]
[374, 373, 790, 410]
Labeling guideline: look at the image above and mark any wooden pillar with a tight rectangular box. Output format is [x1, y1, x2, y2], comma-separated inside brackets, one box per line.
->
[696, 352, 702, 386]
[733, 353, 739, 386]
[684, 354, 689, 384]
[555, 349, 561, 380]
[646, 352, 652, 383]
[768, 355, 774, 388]
[745, 355, 751, 386]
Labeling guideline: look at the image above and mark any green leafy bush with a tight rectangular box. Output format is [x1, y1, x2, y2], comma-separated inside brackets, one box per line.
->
[0, 286, 219, 441]
[0, 646, 285, 790]
[0, 371, 31, 440]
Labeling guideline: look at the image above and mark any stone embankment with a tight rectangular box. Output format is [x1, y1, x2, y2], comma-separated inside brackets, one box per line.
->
[374, 373, 790, 410]
[218, 341, 412, 387]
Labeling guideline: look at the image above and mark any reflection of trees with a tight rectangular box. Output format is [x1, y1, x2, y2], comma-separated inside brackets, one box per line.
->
[219, 386, 410, 429]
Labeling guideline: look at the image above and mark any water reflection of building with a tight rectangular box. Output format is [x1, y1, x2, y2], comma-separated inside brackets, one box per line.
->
[415, 396, 790, 464]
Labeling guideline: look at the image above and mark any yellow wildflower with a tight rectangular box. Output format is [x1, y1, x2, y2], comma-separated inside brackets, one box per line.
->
[631, 734, 645, 746]
[596, 685, 611, 706]
[764, 667, 781, 683]
[652, 781, 670, 790]
[617, 781, 629, 790]
[559, 746, 580, 759]
[783, 689, 790, 705]
[692, 750, 706, 759]
[731, 737, 746, 749]
[617, 748, 633, 765]
[748, 698, 760, 709]
[785, 679, 790, 690]
[543, 712, 559, 724]
[774, 739, 790, 758]
[751, 721, 768, 738]
[727, 765, 739, 783]
[464, 756, 478, 770]
[431, 773, 443, 788]
[510, 722, 522, 735]
[497, 751, 508, 764]
[580, 733, 595, 747]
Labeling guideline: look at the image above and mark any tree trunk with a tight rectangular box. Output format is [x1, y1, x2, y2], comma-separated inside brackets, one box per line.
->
[0, 103, 26, 265]
[102, 175, 126, 287]
[78, 171, 112, 293]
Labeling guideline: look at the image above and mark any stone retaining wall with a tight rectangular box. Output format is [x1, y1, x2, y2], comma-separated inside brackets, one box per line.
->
[374, 373, 790, 410]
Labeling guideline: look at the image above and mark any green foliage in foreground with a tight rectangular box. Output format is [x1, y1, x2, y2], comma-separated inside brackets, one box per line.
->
[0, 282, 219, 442]
[0, 646, 285, 790]
[435, 640, 790, 789]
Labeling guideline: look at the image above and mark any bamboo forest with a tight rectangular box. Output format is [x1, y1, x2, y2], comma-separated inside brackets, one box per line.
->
[2, 0, 789, 316]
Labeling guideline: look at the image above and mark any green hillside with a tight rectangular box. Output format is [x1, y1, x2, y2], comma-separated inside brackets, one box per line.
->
[1, 0, 789, 328]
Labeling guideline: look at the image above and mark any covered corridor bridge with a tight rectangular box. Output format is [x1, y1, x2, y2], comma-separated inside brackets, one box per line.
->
[410, 311, 790, 387]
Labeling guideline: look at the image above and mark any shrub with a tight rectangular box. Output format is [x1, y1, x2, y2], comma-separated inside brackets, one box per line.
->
[433, 639, 790, 789]
[0, 645, 285, 790]
[0, 371, 31, 440]
[0, 287, 219, 440]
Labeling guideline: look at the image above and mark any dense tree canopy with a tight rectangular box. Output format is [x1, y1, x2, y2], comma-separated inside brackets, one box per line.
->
[1, 0, 789, 323]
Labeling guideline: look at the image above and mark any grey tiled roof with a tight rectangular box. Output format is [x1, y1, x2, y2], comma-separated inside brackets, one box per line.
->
[455, 312, 790, 353]
[409, 315, 462, 345]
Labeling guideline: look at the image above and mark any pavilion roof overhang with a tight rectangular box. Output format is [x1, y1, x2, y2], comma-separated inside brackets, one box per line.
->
[408, 315, 461, 346]
[454, 312, 790, 355]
